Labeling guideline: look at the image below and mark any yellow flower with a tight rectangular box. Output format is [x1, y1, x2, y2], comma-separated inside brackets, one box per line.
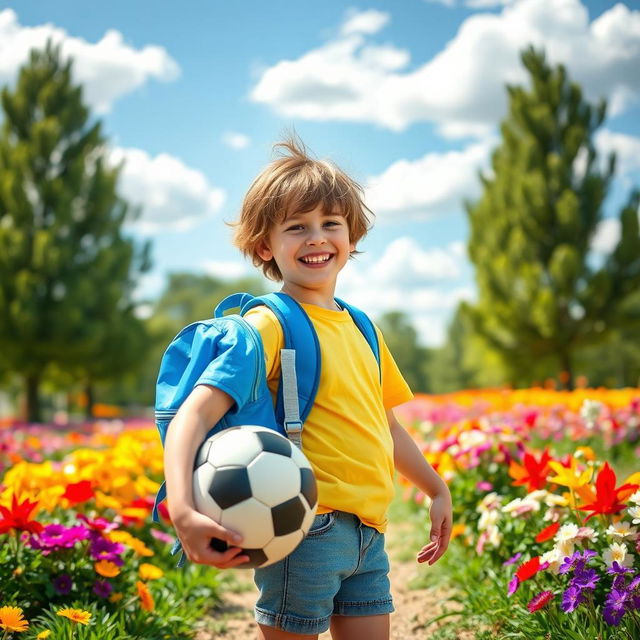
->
[127, 535, 154, 557]
[0, 606, 29, 632]
[95, 559, 121, 578]
[37, 631, 51, 639]
[136, 580, 155, 612]
[56, 608, 92, 625]
[139, 563, 164, 580]
[548, 458, 592, 490]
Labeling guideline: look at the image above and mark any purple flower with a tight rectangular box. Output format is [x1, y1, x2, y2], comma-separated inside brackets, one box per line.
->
[606, 562, 634, 576]
[561, 585, 585, 613]
[53, 573, 73, 595]
[572, 568, 599, 590]
[628, 575, 640, 591]
[90, 536, 125, 565]
[92, 580, 113, 599]
[508, 576, 519, 596]
[603, 589, 629, 626]
[559, 549, 596, 575]
[503, 553, 522, 567]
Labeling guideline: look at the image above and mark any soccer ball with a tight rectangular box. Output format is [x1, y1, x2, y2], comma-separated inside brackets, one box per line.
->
[192, 425, 318, 568]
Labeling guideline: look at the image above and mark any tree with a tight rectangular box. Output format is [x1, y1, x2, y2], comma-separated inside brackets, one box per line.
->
[0, 43, 150, 421]
[376, 311, 431, 392]
[466, 47, 640, 389]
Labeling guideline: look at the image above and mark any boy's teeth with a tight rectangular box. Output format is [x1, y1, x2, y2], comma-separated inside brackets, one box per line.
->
[302, 255, 330, 263]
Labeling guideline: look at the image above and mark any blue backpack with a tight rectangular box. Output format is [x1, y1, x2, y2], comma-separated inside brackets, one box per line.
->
[152, 292, 381, 529]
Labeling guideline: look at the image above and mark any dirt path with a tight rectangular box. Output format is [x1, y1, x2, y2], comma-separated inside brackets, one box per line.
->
[197, 525, 472, 640]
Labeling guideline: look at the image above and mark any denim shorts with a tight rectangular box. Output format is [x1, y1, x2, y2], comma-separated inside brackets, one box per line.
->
[253, 510, 393, 635]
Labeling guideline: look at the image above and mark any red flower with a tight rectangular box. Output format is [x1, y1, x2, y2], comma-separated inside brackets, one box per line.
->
[0, 494, 43, 534]
[578, 462, 639, 522]
[62, 480, 95, 505]
[528, 590, 554, 613]
[516, 556, 541, 583]
[509, 449, 552, 492]
[535, 522, 560, 543]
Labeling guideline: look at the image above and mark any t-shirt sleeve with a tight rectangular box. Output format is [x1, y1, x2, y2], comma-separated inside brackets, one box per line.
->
[375, 326, 414, 409]
[244, 306, 284, 382]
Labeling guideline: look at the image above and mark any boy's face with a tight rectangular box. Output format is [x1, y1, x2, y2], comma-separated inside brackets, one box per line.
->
[257, 204, 354, 295]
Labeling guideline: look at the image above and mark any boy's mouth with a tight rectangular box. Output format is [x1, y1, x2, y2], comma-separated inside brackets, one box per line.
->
[299, 253, 333, 266]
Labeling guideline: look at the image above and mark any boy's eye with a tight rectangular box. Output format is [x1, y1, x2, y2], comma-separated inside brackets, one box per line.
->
[285, 224, 304, 232]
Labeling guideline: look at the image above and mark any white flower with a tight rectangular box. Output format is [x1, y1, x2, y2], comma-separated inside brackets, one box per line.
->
[628, 505, 640, 525]
[487, 526, 502, 548]
[477, 492, 500, 512]
[606, 521, 638, 540]
[628, 490, 640, 506]
[603, 542, 633, 568]
[576, 527, 599, 543]
[555, 540, 575, 560]
[554, 523, 580, 544]
[543, 493, 568, 508]
[540, 548, 562, 573]
[580, 399, 603, 429]
[478, 509, 499, 531]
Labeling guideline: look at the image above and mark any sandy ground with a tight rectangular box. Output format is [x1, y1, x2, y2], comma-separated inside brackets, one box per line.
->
[196, 524, 474, 640]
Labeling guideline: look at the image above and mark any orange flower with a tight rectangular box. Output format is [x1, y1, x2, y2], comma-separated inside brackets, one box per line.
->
[56, 608, 91, 625]
[109, 592, 123, 603]
[139, 563, 164, 580]
[95, 560, 121, 578]
[136, 580, 155, 612]
[0, 606, 29, 632]
[578, 462, 639, 521]
[509, 449, 552, 492]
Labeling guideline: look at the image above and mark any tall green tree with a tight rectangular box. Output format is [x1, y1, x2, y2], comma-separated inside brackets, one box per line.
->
[376, 311, 431, 392]
[0, 43, 150, 421]
[466, 47, 640, 389]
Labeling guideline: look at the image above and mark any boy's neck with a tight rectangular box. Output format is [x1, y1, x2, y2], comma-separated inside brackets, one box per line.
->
[280, 283, 341, 311]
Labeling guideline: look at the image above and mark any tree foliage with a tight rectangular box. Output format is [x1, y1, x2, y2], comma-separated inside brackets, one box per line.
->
[0, 43, 150, 420]
[465, 47, 640, 388]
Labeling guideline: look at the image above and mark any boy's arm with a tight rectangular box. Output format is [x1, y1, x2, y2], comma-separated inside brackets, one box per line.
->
[387, 408, 453, 566]
[164, 384, 249, 568]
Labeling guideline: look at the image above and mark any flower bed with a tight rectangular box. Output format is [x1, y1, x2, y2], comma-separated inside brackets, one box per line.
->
[398, 388, 640, 639]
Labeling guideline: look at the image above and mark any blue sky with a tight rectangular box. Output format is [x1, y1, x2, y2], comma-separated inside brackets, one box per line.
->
[1, 0, 639, 345]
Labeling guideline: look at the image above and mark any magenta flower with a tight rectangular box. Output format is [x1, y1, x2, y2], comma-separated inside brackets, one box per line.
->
[39, 523, 90, 549]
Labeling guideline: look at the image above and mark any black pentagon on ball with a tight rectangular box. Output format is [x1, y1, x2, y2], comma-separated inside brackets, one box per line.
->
[194, 439, 213, 468]
[209, 466, 252, 509]
[272, 496, 306, 536]
[240, 547, 269, 568]
[209, 537, 228, 553]
[255, 430, 292, 458]
[300, 467, 317, 509]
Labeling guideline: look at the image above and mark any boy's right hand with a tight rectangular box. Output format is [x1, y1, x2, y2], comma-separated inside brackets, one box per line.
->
[172, 508, 249, 569]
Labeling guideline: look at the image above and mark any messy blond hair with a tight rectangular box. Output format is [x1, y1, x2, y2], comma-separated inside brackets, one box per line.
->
[232, 136, 373, 281]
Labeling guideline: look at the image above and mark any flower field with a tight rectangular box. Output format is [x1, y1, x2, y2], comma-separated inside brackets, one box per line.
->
[395, 388, 640, 639]
[1, 388, 639, 639]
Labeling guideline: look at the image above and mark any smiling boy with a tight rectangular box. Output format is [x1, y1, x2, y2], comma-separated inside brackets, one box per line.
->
[163, 137, 452, 640]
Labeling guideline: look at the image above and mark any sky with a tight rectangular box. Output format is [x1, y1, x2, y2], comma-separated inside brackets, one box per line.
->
[1, 0, 639, 346]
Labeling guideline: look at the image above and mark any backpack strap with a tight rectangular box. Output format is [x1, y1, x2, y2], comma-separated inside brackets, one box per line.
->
[335, 297, 381, 382]
[240, 293, 321, 445]
[214, 292, 256, 318]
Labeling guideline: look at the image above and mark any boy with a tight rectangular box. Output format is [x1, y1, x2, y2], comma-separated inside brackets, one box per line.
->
[163, 138, 453, 640]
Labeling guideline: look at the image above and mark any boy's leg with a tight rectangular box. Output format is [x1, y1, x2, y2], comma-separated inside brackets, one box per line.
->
[257, 624, 318, 640]
[329, 614, 390, 640]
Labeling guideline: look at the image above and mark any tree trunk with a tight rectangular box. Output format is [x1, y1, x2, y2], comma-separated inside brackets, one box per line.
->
[25, 372, 42, 423]
[85, 381, 95, 420]
[558, 350, 574, 390]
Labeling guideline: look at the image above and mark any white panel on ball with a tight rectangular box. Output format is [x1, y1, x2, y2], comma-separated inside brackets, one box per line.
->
[248, 453, 301, 507]
[263, 529, 304, 562]
[209, 430, 263, 468]
[220, 498, 275, 548]
[193, 463, 222, 522]
[289, 444, 312, 470]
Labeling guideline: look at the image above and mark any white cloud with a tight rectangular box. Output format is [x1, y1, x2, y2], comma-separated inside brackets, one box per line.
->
[595, 129, 640, 178]
[591, 218, 620, 255]
[250, 0, 640, 137]
[366, 138, 494, 220]
[202, 260, 252, 280]
[340, 9, 390, 36]
[222, 131, 251, 150]
[108, 147, 226, 234]
[336, 238, 473, 345]
[0, 9, 179, 113]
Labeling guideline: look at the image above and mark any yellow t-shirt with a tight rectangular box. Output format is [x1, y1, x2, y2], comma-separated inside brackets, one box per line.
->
[244, 302, 413, 532]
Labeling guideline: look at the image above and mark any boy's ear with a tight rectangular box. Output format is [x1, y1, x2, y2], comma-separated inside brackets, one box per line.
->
[256, 240, 273, 262]
[349, 242, 356, 253]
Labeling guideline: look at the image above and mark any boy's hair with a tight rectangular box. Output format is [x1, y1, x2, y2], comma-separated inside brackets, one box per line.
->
[232, 136, 373, 281]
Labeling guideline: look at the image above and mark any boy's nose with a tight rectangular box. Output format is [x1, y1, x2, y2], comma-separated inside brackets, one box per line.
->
[306, 228, 327, 245]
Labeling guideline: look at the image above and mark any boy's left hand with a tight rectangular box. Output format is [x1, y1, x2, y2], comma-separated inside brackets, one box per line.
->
[417, 491, 452, 565]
